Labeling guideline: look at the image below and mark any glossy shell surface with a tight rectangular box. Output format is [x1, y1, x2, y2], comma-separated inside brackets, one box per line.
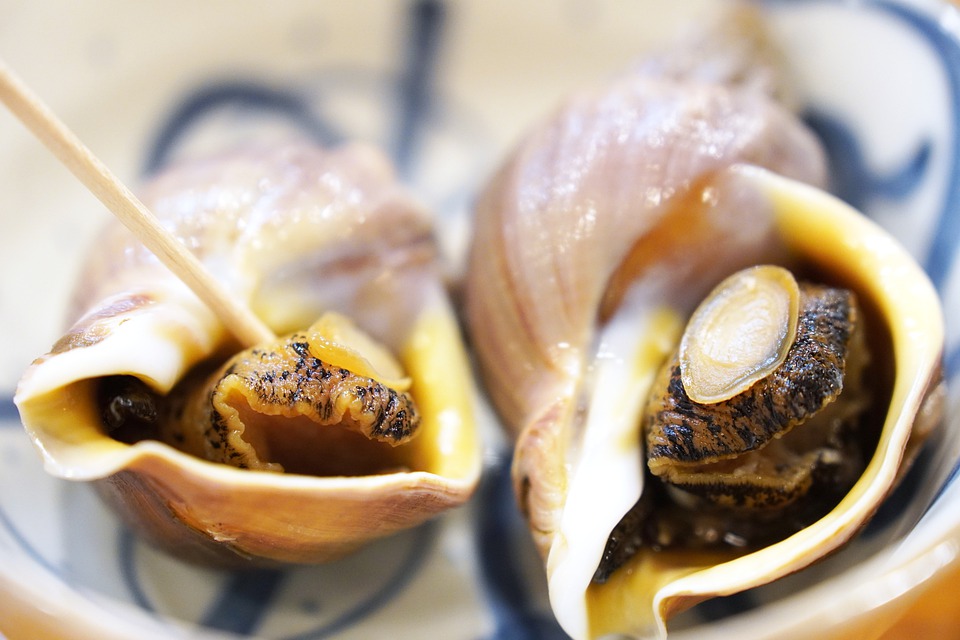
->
[463, 9, 945, 639]
[14, 143, 482, 566]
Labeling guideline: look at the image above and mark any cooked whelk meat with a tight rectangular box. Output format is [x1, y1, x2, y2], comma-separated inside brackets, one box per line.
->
[159, 314, 421, 475]
[647, 271, 868, 509]
[16, 142, 481, 566]
[593, 269, 870, 583]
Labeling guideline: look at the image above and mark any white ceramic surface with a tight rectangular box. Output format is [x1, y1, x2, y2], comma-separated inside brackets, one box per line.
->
[2, 1, 960, 638]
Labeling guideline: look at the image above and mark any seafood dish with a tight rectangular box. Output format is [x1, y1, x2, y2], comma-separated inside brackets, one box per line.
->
[4, 1, 955, 638]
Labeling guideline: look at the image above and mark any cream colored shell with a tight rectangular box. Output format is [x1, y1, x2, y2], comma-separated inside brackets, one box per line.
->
[463, 7, 944, 639]
[15, 142, 482, 565]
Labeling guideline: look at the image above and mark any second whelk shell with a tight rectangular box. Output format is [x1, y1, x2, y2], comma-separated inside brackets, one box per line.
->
[464, 7, 944, 639]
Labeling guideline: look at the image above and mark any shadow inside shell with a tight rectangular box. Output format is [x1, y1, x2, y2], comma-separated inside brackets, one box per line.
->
[672, 438, 937, 629]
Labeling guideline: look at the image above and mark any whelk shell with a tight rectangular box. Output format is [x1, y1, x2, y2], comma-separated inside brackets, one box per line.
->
[463, 7, 944, 640]
[15, 142, 482, 566]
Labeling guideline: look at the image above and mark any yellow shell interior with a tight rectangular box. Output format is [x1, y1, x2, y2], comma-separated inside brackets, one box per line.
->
[553, 166, 943, 639]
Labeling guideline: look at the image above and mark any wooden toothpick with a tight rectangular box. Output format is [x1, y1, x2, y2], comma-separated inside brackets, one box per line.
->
[0, 59, 275, 347]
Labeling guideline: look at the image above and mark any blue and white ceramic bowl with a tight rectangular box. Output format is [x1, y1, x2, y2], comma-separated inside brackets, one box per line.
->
[2, 0, 960, 638]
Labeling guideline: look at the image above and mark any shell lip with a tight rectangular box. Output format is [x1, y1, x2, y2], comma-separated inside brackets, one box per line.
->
[36, 435, 481, 493]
